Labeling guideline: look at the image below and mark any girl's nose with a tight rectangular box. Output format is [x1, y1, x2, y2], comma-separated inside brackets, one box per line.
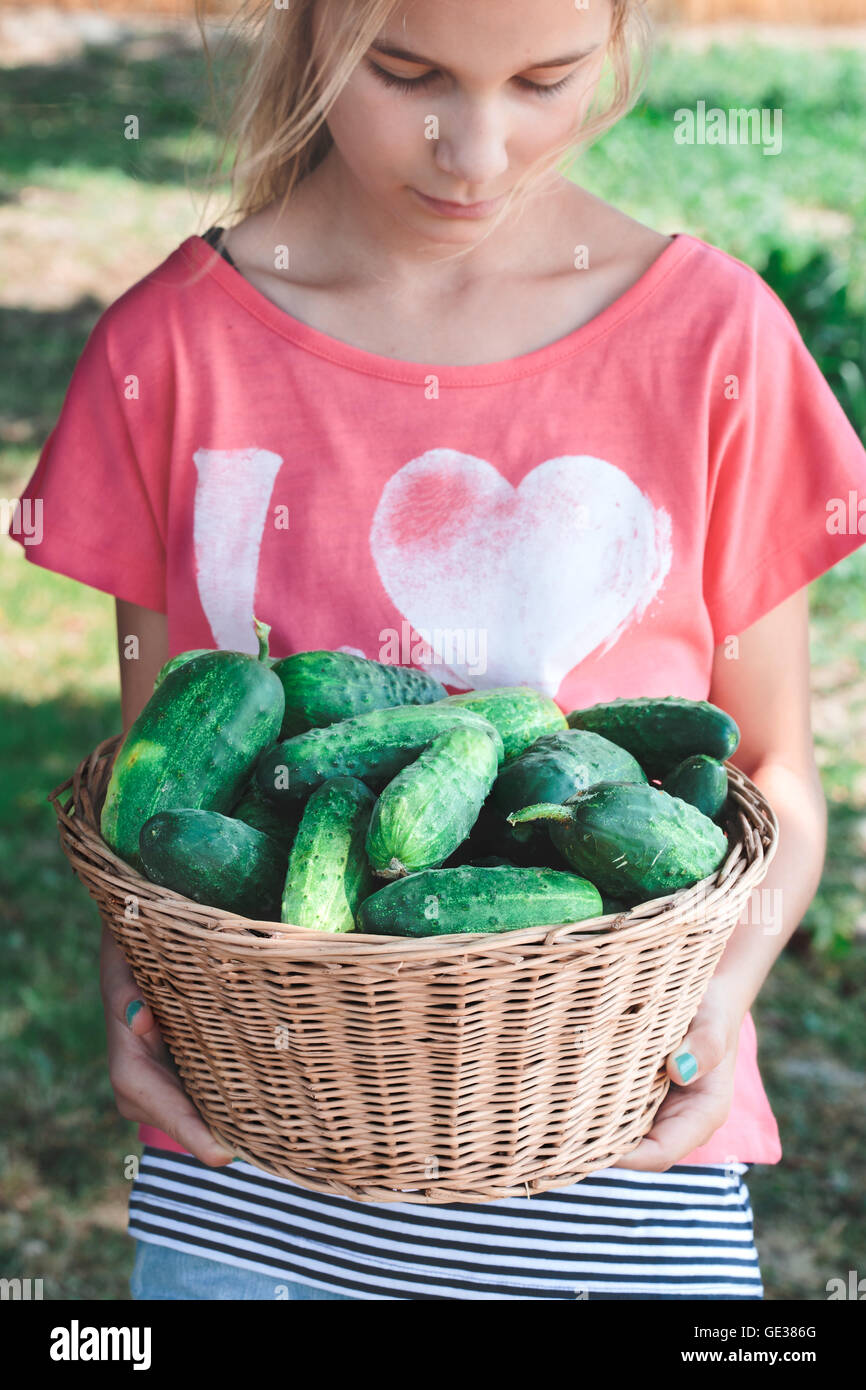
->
[432, 100, 510, 190]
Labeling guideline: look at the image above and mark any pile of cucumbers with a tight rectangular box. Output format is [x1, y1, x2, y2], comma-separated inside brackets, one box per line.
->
[99, 619, 739, 938]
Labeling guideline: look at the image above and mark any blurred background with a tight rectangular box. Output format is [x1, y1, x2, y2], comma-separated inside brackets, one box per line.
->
[1, 0, 865, 1300]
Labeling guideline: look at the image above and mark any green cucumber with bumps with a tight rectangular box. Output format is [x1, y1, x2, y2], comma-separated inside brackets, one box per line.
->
[153, 649, 213, 690]
[357, 864, 603, 937]
[565, 696, 739, 778]
[492, 728, 647, 817]
[662, 754, 729, 821]
[256, 704, 504, 805]
[508, 780, 729, 901]
[366, 724, 501, 878]
[139, 809, 288, 919]
[101, 621, 285, 873]
[486, 730, 645, 866]
[280, 776, 377, 932]
[272, 650, 446, 737]
[154, 642, 277, 691]
[435, 686, 567, 761]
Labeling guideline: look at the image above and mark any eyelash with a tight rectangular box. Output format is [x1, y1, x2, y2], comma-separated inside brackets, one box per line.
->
[367, 60, 576, 99]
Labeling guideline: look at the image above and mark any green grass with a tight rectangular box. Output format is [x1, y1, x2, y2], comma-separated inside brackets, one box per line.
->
[577, 37, 866, 303]
[0, 39, 225, 188]
[747, 945, 866, 1301]
[2, 25, 865, 1301]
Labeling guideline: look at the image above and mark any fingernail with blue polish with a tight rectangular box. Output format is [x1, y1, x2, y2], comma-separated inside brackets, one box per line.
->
[125, 1000, 144, 1028]
[675, 1051, 697, 1083]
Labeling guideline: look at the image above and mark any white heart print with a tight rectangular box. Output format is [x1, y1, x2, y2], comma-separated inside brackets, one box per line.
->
[370, 448, 673, 694]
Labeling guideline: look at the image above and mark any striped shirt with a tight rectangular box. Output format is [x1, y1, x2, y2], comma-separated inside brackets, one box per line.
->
[128, 1147, 764, 1300]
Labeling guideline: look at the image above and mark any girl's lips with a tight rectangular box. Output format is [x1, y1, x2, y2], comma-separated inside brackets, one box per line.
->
[411, 187, 505, 219]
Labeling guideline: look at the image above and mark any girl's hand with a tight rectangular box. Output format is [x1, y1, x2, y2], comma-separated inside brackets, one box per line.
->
[610, 976, 743, 1172]
[100, 924, 235, 1167]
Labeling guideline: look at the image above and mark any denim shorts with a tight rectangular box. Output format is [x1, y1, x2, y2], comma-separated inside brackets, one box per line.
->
[130, 1240, 355, 1300]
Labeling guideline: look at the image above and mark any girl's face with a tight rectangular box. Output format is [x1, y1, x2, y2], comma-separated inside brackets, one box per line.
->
[313, 0, 612, 243]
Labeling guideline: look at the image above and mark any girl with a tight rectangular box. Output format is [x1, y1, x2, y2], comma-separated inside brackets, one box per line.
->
[13, 0, 866, 1300]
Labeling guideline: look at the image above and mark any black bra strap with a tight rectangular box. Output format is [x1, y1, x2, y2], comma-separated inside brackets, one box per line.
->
[201, 225, 238, 270]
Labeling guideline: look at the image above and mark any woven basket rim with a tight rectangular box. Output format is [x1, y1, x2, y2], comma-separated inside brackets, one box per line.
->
[50, 733, 779, 960]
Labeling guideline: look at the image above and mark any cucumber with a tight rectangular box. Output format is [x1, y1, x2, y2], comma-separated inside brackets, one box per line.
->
[435, 686, 567, 761]
[153, 649, 213, 690]
[357, 865, 603, 937]
[485, 730, 645, 867]
[565, 696, 739, 779]
[153, 623, 278, 691]
[662, 754, 729, 821]
[272, 650, 446, 737]
[139, 809, 288, 919]
[280, 776, 377, 932]
[508, 780, 729, 901]
[491, 728, 647, 817]
[366, 724, 501, 878]
[256, 704, 504, 805]
[231, 775, 302, 850]
[101, 625, 285, 873]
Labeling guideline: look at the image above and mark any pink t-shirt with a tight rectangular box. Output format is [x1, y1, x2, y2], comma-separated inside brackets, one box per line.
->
[14, 230, 866, 1165]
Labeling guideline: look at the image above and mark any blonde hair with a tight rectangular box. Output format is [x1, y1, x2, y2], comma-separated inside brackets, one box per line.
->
[194, 0, 654, 264]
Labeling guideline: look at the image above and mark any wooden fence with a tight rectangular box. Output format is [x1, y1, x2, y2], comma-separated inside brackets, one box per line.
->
[654, 0, 866, 20]
[1, 0, 865, 22]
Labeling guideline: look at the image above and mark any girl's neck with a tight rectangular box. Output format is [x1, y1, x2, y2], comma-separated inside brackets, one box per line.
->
[264, 149, 580, 295]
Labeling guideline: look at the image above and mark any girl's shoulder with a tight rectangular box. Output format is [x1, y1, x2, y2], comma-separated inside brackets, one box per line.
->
[81, 240, 206, 347]
[675, 233, 809, 349]
[548, 191, 799, 360]
[578, 189, 793, 320]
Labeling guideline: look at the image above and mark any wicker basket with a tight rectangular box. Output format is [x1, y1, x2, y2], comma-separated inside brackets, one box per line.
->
[50, 735, 778, 1204]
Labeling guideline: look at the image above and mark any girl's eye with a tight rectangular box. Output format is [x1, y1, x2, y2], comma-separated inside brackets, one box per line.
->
[367, 60, 576, 99]
[368, 63, 439, 93]
[515, 73, 576, 98]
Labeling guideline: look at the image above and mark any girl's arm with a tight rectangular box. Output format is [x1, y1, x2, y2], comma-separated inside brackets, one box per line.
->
[619, 584, 828, 1168]
[702, 583, 828, 1017]
[115, 599, 169, 728]
[100, 599, 234, 1166]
